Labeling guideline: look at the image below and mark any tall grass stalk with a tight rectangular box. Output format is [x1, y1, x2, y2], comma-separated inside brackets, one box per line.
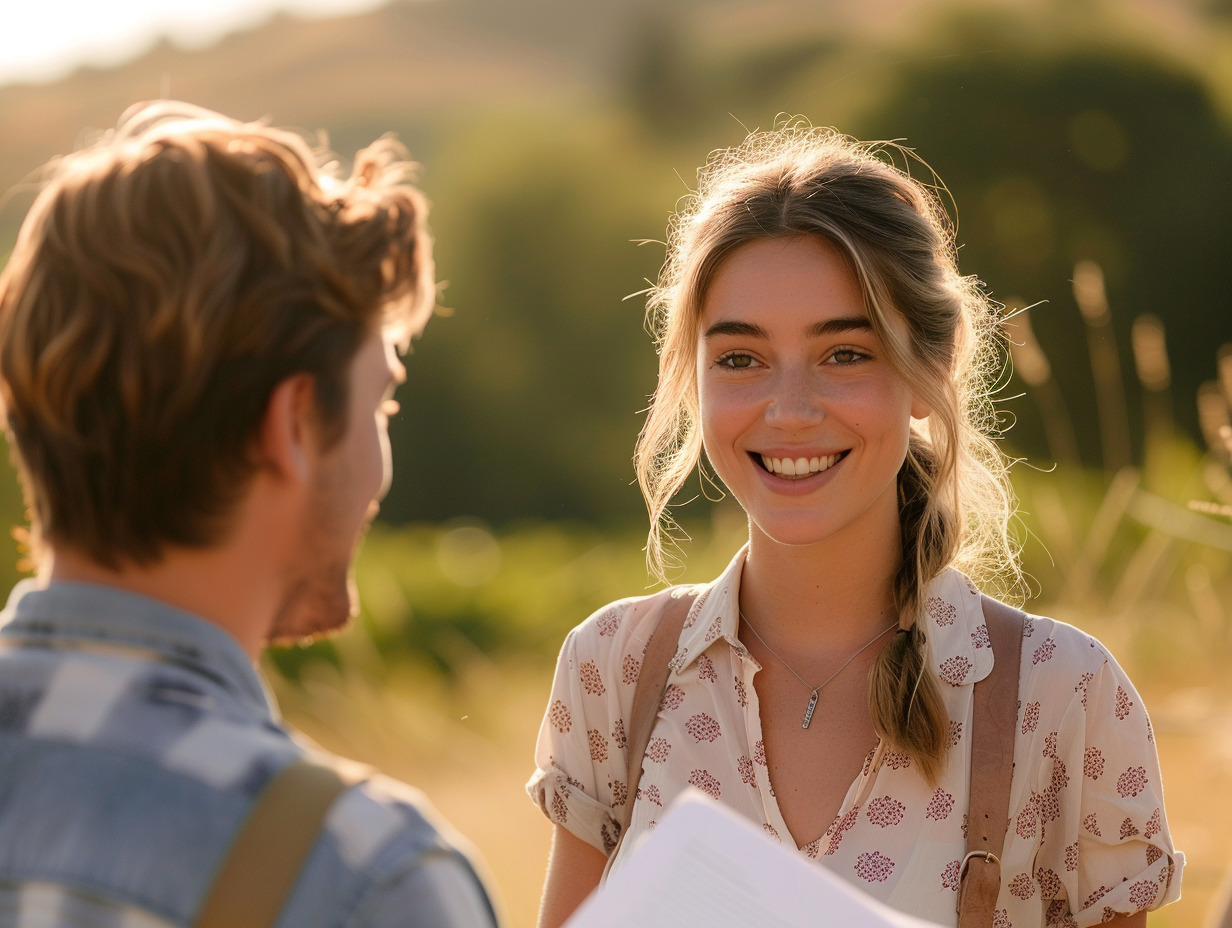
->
[1006, 303, 1081, 468]
[1074, 260, 1132, 472]
[1131, 312, 1175, 471]
[1057, 466, 1139, 605]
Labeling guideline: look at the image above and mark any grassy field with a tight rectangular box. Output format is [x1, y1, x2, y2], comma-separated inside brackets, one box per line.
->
[273, 659, 556, 927]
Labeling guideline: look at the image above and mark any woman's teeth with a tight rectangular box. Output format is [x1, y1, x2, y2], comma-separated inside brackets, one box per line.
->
[760, 453, 842, 478]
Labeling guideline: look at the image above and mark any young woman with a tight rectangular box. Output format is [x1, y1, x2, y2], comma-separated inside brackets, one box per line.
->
[527, 125, 1182, 927]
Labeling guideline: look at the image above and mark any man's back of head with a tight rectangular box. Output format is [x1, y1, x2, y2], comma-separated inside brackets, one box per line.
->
[0, 100, 433, 572]
[0, 101, 499, 928]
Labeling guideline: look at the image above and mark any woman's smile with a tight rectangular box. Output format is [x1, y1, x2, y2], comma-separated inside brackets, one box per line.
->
[755, 450, 848, 478]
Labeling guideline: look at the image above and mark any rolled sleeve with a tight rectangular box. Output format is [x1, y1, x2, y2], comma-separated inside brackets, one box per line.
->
[1039, 642, 1182, 925]
[527, 599, 654, 855]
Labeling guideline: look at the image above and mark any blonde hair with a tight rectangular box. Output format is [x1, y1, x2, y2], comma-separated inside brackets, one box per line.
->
[634, 123, 1016, 781]
[0, 101, 434, 569]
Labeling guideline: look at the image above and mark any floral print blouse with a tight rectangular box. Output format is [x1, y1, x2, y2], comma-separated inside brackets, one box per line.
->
[527, 548, 1183, 927]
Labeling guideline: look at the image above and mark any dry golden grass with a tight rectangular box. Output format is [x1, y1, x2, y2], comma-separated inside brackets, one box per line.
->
[1135, 681, 1232, 928]
[273, 659, 556, 928]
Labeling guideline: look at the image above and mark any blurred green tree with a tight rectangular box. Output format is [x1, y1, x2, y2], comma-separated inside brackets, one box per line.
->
[380, 112, 672, 526]
[848, 11, 1232, 467]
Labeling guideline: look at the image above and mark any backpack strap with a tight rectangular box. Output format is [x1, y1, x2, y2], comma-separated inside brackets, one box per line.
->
[195, 758, 370, 928]
[958, 595, 1025, 928]
[602, 589, 696, 879]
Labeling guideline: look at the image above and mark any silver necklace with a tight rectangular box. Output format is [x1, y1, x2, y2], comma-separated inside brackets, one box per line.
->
[739, 610, 896, 729]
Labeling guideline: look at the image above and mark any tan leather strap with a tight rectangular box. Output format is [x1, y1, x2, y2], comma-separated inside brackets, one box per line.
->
[958, 596, 1025, 928]
[195, 759, 369, 928]
[602, 591, 696, 878]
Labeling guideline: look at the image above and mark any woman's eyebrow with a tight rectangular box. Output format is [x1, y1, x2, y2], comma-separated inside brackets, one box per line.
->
[703, 320, 768, 339]
[805, 316, 872, 338]
[703, 316, 873, 340]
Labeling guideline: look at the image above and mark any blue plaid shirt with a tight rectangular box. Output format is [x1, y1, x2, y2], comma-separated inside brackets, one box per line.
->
[0, 579, 500, 928]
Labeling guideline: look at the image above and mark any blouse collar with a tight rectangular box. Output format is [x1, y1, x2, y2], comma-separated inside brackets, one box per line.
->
[671, 545, 995, 688]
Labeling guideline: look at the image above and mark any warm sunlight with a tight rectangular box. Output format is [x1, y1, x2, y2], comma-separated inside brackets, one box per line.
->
[0, 0, 392, 85]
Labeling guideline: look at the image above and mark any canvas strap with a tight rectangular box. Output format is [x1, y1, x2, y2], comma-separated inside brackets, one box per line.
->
[957, 595, 1025, 928]
[601, 590, 696, 880]
[195, 758, 370, 928]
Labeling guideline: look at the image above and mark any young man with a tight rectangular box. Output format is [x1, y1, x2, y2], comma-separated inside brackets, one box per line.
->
[0, 102, 499, 927]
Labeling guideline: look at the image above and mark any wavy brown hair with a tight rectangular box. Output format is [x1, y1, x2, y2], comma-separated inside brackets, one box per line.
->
[0, 101, 434, 569]
[634, 123, 1016, 782]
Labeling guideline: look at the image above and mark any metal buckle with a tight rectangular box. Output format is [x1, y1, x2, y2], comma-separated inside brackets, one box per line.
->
[959, 849, 1001, 879]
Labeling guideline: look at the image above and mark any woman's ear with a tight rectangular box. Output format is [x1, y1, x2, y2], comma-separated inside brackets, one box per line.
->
[254, 374, 317, 484]
[911, 394, 933, 421]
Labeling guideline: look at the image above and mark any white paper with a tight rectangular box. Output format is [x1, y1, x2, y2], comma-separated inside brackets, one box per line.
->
[564, 790, 946, 928]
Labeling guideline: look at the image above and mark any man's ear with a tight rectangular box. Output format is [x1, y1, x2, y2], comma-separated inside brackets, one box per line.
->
[254, 374, 318, 484]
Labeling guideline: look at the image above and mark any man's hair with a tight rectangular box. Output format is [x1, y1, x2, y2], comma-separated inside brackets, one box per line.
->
[0, 101, 434, 568]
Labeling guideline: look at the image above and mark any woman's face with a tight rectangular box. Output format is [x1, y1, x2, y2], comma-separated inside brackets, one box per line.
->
[695, 235, 928, 552]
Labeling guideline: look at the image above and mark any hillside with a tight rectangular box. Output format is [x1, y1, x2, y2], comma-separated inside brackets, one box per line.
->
[0, 1, 599, 200]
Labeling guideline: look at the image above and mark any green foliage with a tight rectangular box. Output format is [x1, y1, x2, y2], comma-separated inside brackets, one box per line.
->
[366, 1, 1232, 527]
[851, 20, 1232, 467]
[267, 521, 628, 680]
[380, 109, 673, 526]
[268, 515, 750, 682]
[1012, 455, 1232, 684]
[0, 435, 29, 593]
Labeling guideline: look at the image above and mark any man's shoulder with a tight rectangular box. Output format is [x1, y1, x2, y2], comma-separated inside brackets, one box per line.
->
[0, 695, 496, 925]
[321, 770, 470, 869]
[287, 769, 499, 926]
[0, 627, 497, 926]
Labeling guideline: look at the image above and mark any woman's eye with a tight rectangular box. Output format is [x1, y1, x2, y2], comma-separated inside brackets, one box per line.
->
[829, 347, 868, 365]
[716, 352, 759, 370]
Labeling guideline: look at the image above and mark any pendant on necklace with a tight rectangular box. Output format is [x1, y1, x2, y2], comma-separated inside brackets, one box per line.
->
[802, 689, 819, 729]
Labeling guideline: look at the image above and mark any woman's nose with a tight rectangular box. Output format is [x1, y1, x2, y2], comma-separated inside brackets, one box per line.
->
[764, 369, 825, 429]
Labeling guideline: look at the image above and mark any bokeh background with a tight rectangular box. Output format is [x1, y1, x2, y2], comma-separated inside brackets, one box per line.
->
[3, 0, 1232, 924]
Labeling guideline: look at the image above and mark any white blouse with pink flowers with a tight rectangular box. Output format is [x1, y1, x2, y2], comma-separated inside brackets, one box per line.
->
[527, 548, 1183, 927]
